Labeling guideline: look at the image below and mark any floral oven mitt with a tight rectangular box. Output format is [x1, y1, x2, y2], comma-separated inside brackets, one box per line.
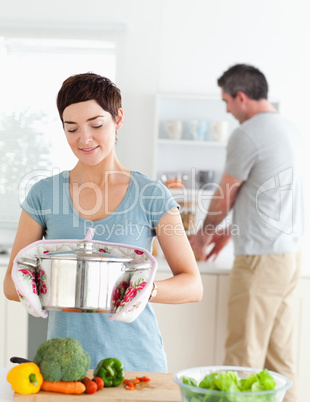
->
[12, 229, 157, 323]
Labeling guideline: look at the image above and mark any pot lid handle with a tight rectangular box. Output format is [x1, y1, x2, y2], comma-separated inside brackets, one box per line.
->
[77, 241, 96, 253]
[84, 228, 95, 241]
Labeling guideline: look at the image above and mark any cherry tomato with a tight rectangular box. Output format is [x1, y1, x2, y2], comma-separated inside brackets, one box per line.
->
[85, 379, 97, 394]
[92, 376, 104, 391]
[81, 377, 91, 385]
[136, 375, 151, 382]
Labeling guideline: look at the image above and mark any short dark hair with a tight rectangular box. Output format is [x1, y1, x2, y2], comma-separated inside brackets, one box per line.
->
[57, 73, 122, 123]
[217, 64, 268, 100]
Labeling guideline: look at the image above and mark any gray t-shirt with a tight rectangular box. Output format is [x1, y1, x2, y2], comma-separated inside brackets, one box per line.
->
[224, 112, 304, 255]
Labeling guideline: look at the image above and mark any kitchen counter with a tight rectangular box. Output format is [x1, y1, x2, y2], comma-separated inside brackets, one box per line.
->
[2, 240, 310, 277]
[156, 240, 310, 278]
[0, 369, 181, 402]
[155, 240, 234, 275]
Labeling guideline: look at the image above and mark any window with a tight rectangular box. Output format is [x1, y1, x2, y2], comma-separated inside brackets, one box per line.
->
[0, 32, 117, 223]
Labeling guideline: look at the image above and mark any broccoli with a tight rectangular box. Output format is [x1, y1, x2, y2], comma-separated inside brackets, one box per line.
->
[33, 338, 91, 382]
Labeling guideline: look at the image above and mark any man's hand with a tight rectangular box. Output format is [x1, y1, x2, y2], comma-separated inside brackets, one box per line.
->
[189, 230, 213, 261]
[206, 230, 231, 261]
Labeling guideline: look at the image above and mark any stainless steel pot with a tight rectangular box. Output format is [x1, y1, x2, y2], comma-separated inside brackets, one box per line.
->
[19, 240, 142, 313]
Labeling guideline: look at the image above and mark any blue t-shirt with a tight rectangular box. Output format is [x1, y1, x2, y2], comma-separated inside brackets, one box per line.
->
[22, 170, 178, 371]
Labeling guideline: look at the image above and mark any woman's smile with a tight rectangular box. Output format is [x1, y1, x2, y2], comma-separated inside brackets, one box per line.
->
[79, 145, 100, 153]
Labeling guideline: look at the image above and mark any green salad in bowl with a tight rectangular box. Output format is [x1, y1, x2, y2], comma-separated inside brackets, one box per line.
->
[173, 366, 292, 401]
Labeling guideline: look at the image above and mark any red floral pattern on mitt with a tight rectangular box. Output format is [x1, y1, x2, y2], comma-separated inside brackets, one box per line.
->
[112, 271, 149, 314]
[36, 268, 47, 295]
[18, 267, 37, 295]
[112, 280, 129, 310]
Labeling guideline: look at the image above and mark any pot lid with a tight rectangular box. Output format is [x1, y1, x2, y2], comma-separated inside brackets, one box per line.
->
[36, 241, 133, 263]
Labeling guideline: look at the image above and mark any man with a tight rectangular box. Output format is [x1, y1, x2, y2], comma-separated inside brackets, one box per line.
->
[190, 64, 304, 402]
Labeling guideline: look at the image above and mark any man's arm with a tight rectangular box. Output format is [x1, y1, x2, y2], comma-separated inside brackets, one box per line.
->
[190, 173, 243, 260]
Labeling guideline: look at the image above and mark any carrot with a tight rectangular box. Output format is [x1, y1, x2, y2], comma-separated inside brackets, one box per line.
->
[41, 380, 86, 394]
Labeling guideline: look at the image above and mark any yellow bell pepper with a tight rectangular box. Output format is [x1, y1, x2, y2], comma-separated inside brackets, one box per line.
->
[7, 362, 43, 394]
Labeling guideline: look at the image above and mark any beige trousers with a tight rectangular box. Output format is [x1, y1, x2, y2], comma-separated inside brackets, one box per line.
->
[224, 251, 302, 402]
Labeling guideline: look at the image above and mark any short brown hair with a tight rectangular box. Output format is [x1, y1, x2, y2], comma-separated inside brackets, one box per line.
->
[57, 73, 122, 123]
[217, 64, 268, 100]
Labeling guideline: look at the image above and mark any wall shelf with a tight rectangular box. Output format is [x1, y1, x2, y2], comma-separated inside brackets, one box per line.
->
[153, 93, 238, 180]
[157, 139, 226, 147]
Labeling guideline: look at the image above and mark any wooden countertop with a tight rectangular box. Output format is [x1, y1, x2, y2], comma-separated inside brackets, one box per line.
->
[10, 371, 182, 402]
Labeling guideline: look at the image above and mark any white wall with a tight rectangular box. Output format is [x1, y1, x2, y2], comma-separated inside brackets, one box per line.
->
[0, 0, 309, 241]
[159, 1, 309, 138]
[2, 0, 309, 173]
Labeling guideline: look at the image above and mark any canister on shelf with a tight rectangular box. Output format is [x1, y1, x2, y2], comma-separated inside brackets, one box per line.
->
[160, 172, 184, 189]
[179, 202, 196, 234]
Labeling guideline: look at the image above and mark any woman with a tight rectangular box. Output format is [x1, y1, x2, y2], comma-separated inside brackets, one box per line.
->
[4, 73, 203, 371]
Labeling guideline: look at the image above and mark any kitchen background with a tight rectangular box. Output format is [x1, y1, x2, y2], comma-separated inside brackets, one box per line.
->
[0, 0, 309, 242]
[0, 0, 309, 398]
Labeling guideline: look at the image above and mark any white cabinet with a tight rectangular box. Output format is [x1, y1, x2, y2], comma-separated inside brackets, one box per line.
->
[153, 270, 310, 401]
[293, 278, 310, 399]
[0, 269, 5, 366]
[153, 94, 239, 183]
[153, 270, 228, 373]
[0, 267, 28, 367]
[214, 274, 230, 364]
[153, 271, 218, 371]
